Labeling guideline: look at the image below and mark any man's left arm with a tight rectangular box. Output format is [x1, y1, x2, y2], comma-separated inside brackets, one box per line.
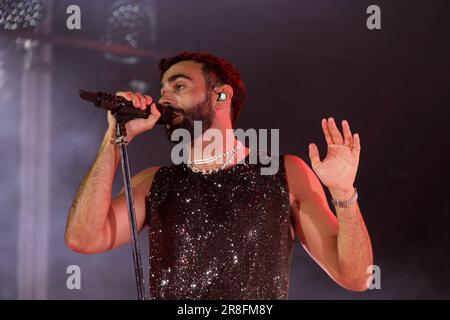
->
[329, 184, 373, 291]
[285, 117, 373, 291]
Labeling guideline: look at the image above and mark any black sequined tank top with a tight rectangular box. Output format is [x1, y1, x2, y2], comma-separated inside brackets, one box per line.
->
[145, 151, 294, 299]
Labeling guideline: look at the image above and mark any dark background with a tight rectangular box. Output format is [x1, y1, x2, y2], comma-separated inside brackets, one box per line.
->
[1, 0, 449, 299]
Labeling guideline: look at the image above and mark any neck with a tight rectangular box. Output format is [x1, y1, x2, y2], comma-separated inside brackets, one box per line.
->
[189, 122, 249, 169]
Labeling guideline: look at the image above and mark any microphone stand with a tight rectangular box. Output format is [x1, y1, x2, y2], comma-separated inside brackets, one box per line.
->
[114, 120, 147, 300]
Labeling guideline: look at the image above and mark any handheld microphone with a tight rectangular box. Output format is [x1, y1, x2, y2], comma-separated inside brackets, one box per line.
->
[79, 89, 175, 125]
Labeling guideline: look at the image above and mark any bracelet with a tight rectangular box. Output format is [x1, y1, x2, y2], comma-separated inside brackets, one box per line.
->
[331, 187, 358, 208]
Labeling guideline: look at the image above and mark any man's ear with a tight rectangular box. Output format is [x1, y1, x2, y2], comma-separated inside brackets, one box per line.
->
[213, 84, 233, 104]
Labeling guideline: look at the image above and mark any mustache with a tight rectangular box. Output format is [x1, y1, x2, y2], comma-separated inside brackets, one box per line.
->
[164, 105, 186, 116]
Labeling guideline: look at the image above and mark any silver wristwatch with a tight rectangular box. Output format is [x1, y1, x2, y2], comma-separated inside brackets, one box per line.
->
[331, 188, 358, 208]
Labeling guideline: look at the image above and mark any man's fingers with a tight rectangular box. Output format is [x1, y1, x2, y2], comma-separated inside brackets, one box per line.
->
[116, 91, 154, 110]
[144, 95, 153, 106]
[342, 120, 353, 146]
[132, 94, 141, 109]
[352, 133, 361, 156]
[321, 119, 334, 145]
[115, 91, 133, 101]
[308, 143, 321, 169]
[149, 103, 161, 120]
[327, 117, 344, 144]
[136, 93, 147, 110]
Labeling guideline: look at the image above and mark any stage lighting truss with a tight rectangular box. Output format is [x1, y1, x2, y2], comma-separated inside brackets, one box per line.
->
[101, 0, 158, 64]
[0, 0, 45, 31]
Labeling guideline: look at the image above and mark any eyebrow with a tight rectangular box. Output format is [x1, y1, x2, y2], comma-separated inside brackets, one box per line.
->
[160, 73, 193, 89]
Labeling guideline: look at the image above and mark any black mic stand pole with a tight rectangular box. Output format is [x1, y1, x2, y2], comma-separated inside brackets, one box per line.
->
[114, 120, 147, 300]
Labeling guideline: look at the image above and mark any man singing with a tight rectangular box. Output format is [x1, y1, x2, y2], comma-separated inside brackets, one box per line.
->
[65, 52, 373, 299]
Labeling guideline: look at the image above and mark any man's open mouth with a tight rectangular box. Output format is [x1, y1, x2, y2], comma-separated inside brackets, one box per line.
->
[165, 112, 182, 129]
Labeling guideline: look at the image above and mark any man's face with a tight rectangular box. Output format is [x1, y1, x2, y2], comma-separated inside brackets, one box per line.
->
[159, 60, 215, 142]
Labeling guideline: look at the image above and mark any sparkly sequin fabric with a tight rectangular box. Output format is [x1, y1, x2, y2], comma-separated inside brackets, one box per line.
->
[145, 151, 294, 299]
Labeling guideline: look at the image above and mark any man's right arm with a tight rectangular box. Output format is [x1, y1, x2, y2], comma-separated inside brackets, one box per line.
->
[64, 91, 161, 254]
[64, 127, 158, 254]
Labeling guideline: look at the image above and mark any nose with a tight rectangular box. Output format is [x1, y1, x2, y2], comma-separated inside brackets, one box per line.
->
[158, 91, 175, 106]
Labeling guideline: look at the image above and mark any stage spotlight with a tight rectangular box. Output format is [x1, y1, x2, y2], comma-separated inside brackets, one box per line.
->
[101, 0, 158, 64]
[0, 0, 45, 31]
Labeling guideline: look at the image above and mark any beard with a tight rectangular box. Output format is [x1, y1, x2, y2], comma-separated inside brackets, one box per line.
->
[165, 91, 215, 144]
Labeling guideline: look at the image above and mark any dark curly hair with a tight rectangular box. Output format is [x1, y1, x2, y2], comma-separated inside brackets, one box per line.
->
[158, 52, 247, 126]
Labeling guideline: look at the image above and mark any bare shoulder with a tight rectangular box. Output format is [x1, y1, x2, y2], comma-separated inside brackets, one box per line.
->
[116, 166, 160, 197]
[134, 166, 160, 183]
[284, 154, 309, 172]
[283, 154, 313, 185]
[283, 154, 323, 202]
